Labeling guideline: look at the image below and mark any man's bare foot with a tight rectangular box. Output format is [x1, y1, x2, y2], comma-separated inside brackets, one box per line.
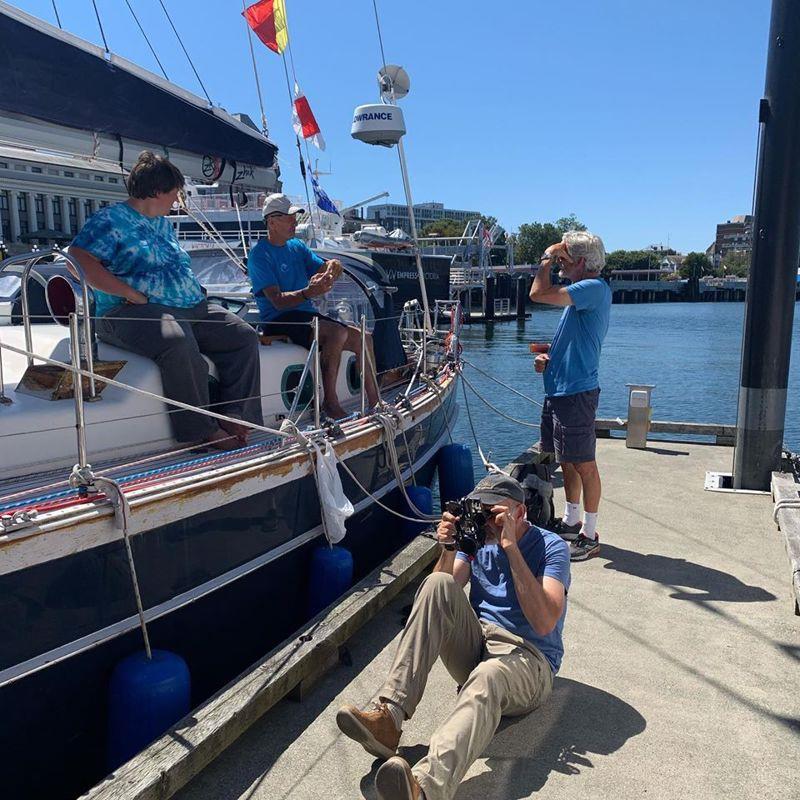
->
[219, 418, 250, 443]
[379, 367, 407, 389]
[322, 402, 348, 421]
[204, 428, 240, 450]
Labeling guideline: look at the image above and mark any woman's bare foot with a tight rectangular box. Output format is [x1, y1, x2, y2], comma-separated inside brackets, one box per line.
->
[204, 428, 240, 450]
[219, 418, 250, 444]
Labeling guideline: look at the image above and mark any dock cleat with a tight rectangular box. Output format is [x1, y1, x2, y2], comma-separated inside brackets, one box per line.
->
[549, 518, 583, 541]
[569, 533, 600, 561]
[336, 701, 400, 760]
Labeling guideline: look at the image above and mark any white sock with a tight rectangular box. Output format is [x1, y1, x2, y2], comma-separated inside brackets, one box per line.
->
[563, 501, 581, 526]
[583, 512, 598, 539]
[379, 697, 405, 732]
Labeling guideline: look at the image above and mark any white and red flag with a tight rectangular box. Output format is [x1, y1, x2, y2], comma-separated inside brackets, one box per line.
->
[292, 83, 325, 150]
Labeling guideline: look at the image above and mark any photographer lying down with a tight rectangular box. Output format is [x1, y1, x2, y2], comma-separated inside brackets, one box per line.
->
[336, 474, 570, 800]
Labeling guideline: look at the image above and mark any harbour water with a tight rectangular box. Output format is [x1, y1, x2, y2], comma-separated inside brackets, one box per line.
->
[451, 301, 800, 471]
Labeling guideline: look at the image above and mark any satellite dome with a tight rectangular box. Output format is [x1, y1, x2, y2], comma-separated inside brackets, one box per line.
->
[350, 104, 406, 148]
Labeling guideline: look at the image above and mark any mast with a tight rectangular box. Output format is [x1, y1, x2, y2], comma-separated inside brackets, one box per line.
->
[733, 0, 800, 490]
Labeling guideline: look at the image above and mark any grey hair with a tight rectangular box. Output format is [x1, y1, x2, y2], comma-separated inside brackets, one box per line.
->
[562, 230, 606, 273]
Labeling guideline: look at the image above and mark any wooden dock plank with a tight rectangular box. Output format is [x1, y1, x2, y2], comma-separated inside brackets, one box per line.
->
[82, 535, 439, 800]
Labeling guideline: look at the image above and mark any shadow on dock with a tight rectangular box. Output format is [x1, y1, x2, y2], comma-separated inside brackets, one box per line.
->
[598, 544, 776, 604]
[361, 678, 647, 800]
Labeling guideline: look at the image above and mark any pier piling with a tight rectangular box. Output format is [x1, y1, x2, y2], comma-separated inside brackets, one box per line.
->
[734, 0, 800, 490]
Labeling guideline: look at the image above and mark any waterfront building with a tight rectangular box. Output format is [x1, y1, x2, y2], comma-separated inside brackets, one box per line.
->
[711, 214, 753, 265]
[366, 201, 482, 235]
[0, 146, 128, 250]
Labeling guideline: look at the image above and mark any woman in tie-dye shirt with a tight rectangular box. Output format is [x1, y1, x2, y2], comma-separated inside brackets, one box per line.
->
[70, 151, 263, 449]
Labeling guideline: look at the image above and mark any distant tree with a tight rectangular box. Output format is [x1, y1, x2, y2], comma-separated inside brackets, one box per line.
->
[420, 218, 465, 238]
[680, 252, 714, 279]
[605, 250, 659, 271]
[721, 250, 751, 277]
[513, 214, 587, 263]
[554, 214, 587, 233]
[514, 222, 562, 264]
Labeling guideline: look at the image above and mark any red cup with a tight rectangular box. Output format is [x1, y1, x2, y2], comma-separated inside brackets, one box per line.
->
[529, 342, 550, 354]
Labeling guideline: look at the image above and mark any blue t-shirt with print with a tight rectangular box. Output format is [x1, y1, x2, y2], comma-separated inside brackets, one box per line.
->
[544, 278, 612, 397]
[247, 238, 325, 322]
[71, 202, 204, 318]
[457, 525, 570, 672]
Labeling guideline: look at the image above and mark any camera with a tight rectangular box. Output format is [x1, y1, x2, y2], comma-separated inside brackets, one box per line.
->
[444, 497, 490, 557]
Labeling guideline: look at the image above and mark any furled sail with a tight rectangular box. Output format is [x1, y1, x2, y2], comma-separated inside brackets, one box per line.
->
[0, 2, 279, 188]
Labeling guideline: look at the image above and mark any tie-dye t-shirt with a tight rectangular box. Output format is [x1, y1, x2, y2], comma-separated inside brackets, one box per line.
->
[72, 202, 204, 317]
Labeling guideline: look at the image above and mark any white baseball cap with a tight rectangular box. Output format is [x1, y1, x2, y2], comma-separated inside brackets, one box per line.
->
[262, 193, 305, 217]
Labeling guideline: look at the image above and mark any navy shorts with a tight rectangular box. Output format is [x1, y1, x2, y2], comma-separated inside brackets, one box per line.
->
[540, 388, 600, 464]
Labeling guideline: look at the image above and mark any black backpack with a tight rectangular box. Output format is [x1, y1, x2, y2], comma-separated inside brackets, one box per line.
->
[506, 446, 555, 529]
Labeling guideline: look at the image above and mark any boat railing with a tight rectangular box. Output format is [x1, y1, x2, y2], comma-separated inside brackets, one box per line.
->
[0, 247, 97, 398]
[0, 292, 456, 501]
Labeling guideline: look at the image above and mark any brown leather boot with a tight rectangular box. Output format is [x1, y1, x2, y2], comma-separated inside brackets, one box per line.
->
[375, 756, 423, 800]
[335, 702, 400, 760]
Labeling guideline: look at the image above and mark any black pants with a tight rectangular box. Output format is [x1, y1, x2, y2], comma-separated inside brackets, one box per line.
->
[96, 300, 263, 442]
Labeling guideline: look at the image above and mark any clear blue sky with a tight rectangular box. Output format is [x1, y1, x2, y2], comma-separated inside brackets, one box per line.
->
[14, 0, 771, 252]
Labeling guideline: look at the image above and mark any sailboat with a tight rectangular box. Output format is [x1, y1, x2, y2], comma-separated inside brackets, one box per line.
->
[0, 4, 460, 798]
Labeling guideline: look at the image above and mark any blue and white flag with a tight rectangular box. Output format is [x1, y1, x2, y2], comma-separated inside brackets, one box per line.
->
[309, 166, 339, 216]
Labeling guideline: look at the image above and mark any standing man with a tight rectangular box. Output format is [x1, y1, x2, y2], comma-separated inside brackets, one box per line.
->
[248, 194, 379, 419]
[336, 474, 570, 800]
[529, 230, 611, 560]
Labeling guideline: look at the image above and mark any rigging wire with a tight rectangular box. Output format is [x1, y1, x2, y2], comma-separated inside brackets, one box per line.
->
[461, 356, 544, 408]
[50, 0, 62, 29]
[371, 0, 389, 77]
[460, 371, 540, 429]
[242, 0, 269, 136]
[90, 0, 111, 54]
[460, 372, 491, 469]
[124, 0, 170, 80]
[157, 0, 212, 105]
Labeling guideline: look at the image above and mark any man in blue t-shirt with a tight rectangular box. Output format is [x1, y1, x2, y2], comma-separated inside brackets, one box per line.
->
[247, 194, 379, 419]
[336, 474, 570, 800]
[529, 230, 612, 561]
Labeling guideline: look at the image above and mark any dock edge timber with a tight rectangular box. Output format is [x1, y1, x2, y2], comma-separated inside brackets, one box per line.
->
[595, 418, 736, 446]
[771, 470, 800, 616]
[82, 534, 439, 800]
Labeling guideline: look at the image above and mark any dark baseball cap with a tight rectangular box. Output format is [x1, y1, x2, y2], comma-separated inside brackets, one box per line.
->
[466, 473, 525, 505]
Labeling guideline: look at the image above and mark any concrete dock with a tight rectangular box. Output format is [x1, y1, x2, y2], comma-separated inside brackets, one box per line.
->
[174, 439, 800, 800]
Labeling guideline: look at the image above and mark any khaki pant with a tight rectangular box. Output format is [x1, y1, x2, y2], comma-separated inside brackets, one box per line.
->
[380, 572, 554, 800]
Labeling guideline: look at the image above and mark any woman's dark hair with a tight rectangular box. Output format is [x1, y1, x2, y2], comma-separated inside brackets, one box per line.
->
[127, 151, 185, 199]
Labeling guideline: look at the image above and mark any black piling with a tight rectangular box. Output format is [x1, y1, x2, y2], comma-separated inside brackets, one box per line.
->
[734, 0, 800, 490]
[485, 276, 496, 321]
[516, 276, 528, 319]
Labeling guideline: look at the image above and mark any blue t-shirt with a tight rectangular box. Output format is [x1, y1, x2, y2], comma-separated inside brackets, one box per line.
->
[247, 238, 326, 322]
[71, 202, 204, 318]
[544, 278, 612, 397]
[457, 526, 570, 672]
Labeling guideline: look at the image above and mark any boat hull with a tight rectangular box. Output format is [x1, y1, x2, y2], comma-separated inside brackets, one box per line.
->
[0, 387, 454, 799]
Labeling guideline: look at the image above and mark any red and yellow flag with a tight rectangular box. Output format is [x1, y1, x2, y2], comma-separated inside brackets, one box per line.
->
[242, 0, 288, 55]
